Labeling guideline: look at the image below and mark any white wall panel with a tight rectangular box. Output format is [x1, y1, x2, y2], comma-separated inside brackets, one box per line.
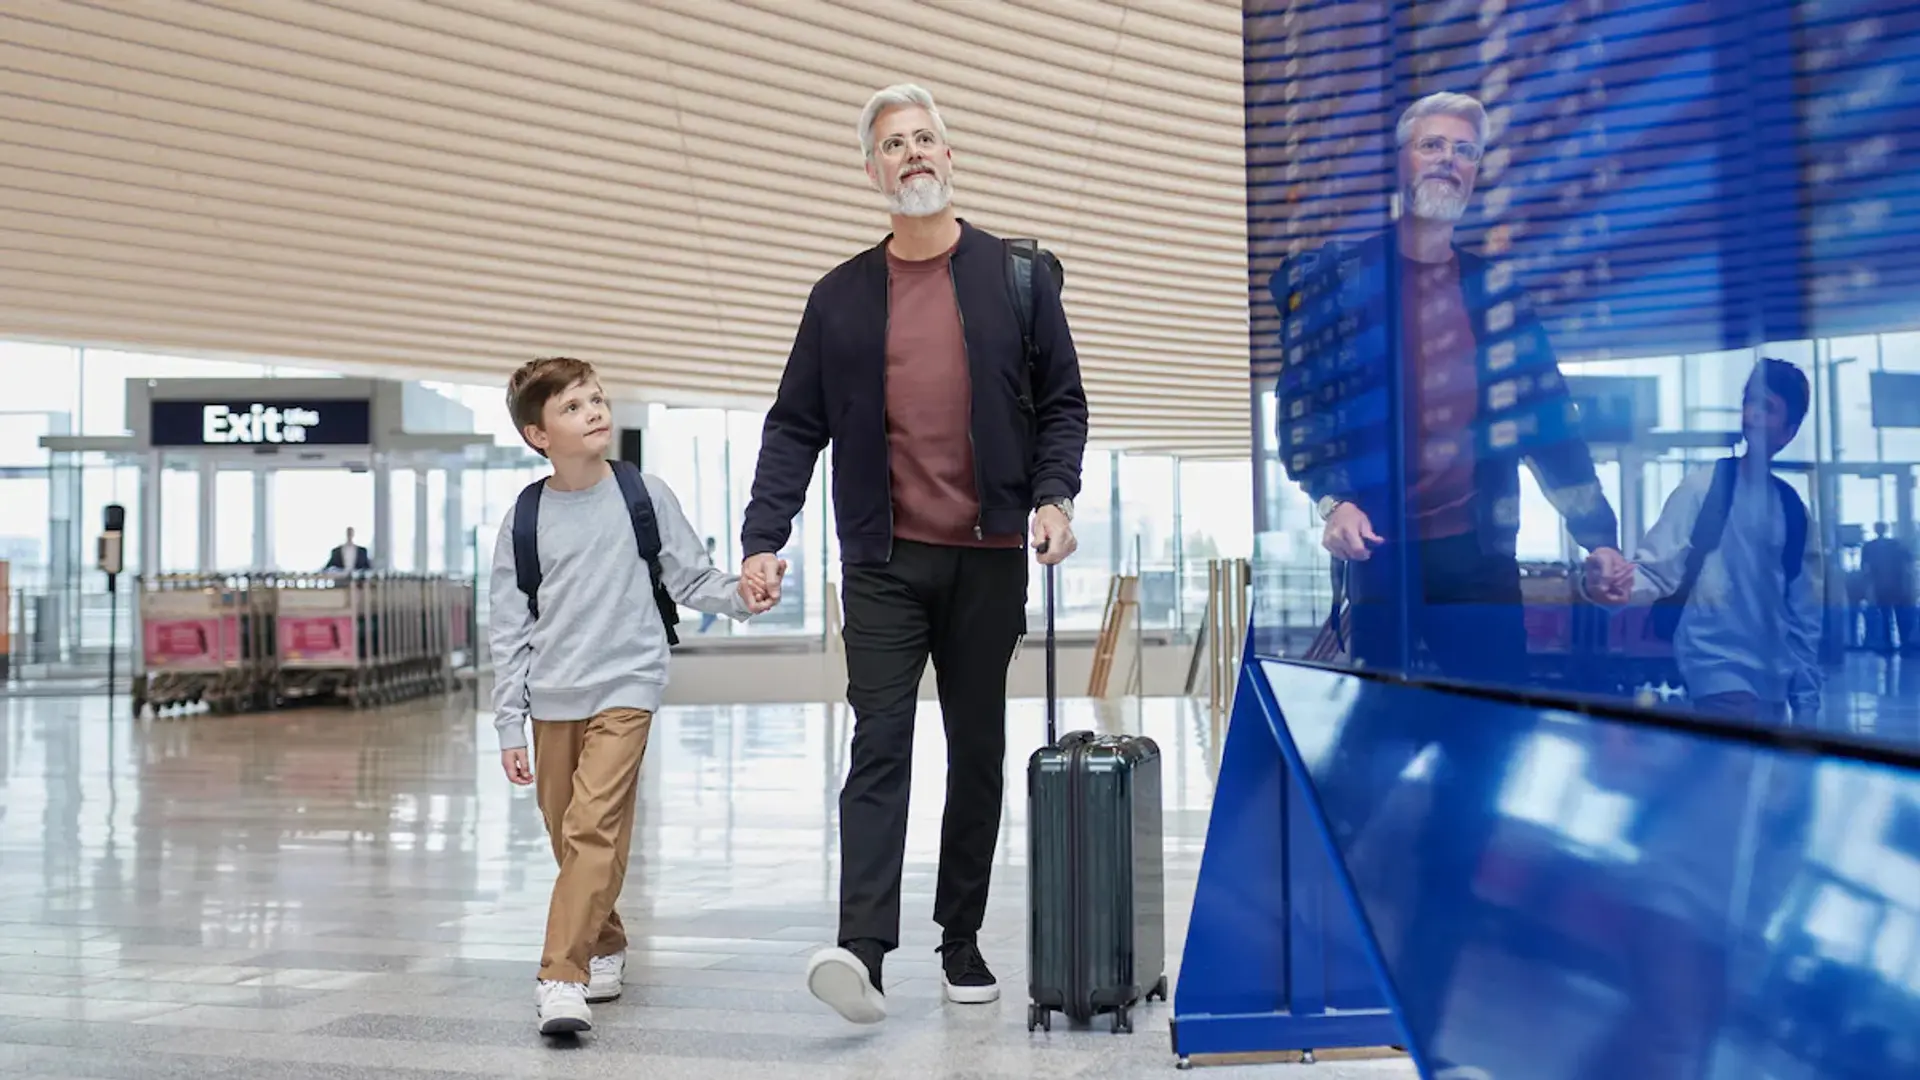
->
[0, 0, 1249, 454]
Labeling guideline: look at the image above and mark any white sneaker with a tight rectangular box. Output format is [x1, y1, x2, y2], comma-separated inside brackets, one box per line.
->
[536, 979, 592, 1035]
[587, 953, 625, 1003]
[806, 946, 886, 1024]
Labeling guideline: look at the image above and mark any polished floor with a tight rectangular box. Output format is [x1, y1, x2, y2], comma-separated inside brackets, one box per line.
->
[0, 690, 1414, 1080]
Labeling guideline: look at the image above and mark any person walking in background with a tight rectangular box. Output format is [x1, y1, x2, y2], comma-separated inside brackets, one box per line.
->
[739, 82, 1088, 1025]
[1861, 522, 1914, 654]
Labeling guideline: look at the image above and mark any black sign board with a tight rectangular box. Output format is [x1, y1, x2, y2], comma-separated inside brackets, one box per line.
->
[150, 398, 374, 447]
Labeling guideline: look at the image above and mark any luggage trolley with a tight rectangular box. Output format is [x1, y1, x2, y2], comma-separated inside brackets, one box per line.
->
[274, 572, 361, 704]
[132, 573, 277, 716]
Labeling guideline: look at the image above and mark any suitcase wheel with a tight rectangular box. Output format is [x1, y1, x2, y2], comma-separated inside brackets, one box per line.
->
[1027, 1004, 1052, 1033]
[1111, 1006, 1133, 1034]
[1149, 975, 1170, 1002]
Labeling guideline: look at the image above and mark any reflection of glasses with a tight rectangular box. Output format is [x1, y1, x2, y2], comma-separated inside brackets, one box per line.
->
[1414, 135, 1484, 163]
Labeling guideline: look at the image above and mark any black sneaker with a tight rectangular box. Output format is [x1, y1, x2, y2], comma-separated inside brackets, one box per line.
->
[806, 939, 886, 1024]
[939, 939, 1000, 1004]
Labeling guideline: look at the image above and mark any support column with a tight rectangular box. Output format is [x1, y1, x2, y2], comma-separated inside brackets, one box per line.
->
[1618, 448, 1645, 555]
[443, 468, 466, 576]
[196, 460, 217, 571]
[414, 471, 430, 573]
[252, 469, 273, 570]
[372, 456, 392, 571]
[140, 451, 162, 577]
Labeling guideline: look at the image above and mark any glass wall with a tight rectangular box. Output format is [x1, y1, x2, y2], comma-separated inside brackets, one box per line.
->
[1246, 0, 1919, 741]
[5, 343, 1244, 671]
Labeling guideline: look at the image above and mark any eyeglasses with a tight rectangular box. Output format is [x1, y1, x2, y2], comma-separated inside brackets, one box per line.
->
[877, 130, 943, 157]
[1413, 135, 1484, 164]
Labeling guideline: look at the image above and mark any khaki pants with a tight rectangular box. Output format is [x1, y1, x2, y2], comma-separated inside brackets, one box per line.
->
[531, 707, 653, 984]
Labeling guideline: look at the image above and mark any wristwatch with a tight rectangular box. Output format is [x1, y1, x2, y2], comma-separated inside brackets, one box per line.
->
[1315, 494, 1348, 522]
[1037, 496, 1074, 521]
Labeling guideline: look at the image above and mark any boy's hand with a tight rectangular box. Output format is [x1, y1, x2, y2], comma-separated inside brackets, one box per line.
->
[740, 555, 787, 612]
[501, 748, 533, 785]
[1583, 547, 1634, 606]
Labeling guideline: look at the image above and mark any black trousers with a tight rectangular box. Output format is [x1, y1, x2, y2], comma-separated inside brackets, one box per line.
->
[837, 539, 1029, 953]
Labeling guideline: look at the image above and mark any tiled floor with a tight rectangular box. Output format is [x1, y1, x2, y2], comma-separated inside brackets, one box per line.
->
[0, 690, 1414, 1079]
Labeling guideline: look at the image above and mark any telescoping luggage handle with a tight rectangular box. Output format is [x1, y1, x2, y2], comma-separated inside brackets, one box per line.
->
[1039, 540, 1058, 748]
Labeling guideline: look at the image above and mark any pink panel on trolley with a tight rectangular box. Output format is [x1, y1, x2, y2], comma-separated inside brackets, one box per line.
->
[279, 615, 355, 663]
[143, 617, 237, 667]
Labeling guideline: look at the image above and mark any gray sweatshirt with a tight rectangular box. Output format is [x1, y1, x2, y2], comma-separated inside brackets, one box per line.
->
[488, 467, 751, 751]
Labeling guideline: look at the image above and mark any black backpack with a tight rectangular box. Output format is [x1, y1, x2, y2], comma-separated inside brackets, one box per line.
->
[1005, 238, 1064, 372]
[511, 459, 680, 646]
[1648, 456, 1808, 641]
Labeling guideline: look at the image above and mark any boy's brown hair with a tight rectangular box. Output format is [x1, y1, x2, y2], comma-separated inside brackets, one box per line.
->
[506, 356, 597, 458]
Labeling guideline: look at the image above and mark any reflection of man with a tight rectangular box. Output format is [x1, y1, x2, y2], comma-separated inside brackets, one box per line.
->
[1861, 522, 1914, 653]
[324, 527, 371, 572]
[1271, 91, 1631, 682]
[739, 84, 1087, 1025]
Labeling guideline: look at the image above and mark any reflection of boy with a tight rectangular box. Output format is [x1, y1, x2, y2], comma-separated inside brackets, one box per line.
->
[1608, 359, 1823, 723]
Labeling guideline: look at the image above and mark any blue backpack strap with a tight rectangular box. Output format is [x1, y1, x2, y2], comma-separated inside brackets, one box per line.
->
[1650, 457, 1739, 640]
[610, 460, 681, 647]
[511, 478, 547, 620]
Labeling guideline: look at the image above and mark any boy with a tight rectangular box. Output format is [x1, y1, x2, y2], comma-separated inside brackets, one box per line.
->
[489, 357, 780, 1035]
[1608, 358, 1823, 724]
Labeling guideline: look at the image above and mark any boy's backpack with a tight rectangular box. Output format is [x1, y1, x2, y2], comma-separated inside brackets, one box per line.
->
[1005, 238, 1065, 373]
[1648, 456, 1808, 641]
[511, 459, 681, 646]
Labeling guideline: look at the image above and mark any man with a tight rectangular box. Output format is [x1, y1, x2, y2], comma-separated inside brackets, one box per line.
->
[324, 527, 371, 572]
[740, 82, 1088, 1025]
[1272, 90, 1632, 683]
[1860, 522, 1914, 654]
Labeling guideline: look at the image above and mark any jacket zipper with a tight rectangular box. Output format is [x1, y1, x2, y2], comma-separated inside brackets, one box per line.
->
[882, 255, 896, 561]
[949, 268, 985, 541]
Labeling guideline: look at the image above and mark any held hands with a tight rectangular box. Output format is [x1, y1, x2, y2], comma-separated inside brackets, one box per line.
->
[1033, 506, 1076, 565]
[739, 553, 788, 614]
[501, 748, 533, 786]
[1583, 546, 1635, 606]
[1323, 502, 1383, 561]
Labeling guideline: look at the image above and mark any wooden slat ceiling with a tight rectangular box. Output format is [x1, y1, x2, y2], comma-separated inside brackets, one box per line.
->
[0, 0, 1250, 456]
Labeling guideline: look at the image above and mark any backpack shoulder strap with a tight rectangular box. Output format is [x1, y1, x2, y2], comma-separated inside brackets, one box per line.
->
[609, 460, 681, 647]
[1005, 238, 1038, 363]
[1773, 474, 1809, 586]
[511, 478, 547, 620]
[1675, 457, 1740, 601]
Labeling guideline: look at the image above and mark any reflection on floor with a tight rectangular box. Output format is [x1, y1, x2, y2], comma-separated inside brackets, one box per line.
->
[0, 692, 1413, 1079]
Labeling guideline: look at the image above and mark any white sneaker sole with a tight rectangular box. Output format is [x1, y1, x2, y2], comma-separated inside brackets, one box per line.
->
[538, 1007, 592, 1035]
[586, 978, 621, 1004]
[807, 948, 886, 1024]
[942, 976, 1000, 1004]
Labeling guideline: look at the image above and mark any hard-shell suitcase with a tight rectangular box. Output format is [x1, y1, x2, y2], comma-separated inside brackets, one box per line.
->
[1026, 556, 1169, 1034]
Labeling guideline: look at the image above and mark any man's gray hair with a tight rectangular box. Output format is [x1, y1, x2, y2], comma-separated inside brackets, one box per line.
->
[1396, 91, 1488, 146]
[858, 83, 948, 160]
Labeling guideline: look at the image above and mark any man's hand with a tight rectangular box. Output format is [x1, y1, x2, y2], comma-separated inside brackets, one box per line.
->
[1033, 505, 1076, 565]
[741, 554, 788, 609]
[501, 748, 533, 786]
[1323, 502, 1383, 561]
[1583, 546, 1634, 606]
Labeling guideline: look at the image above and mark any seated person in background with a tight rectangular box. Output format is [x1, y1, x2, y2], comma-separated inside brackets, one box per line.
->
[1607, 358, 1823, 724]
[324, 527, 372, 572]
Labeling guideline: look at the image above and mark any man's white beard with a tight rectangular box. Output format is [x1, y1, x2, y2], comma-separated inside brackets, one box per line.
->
[887, 174, 952, 217]
[1410, 179, 1469, 223]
